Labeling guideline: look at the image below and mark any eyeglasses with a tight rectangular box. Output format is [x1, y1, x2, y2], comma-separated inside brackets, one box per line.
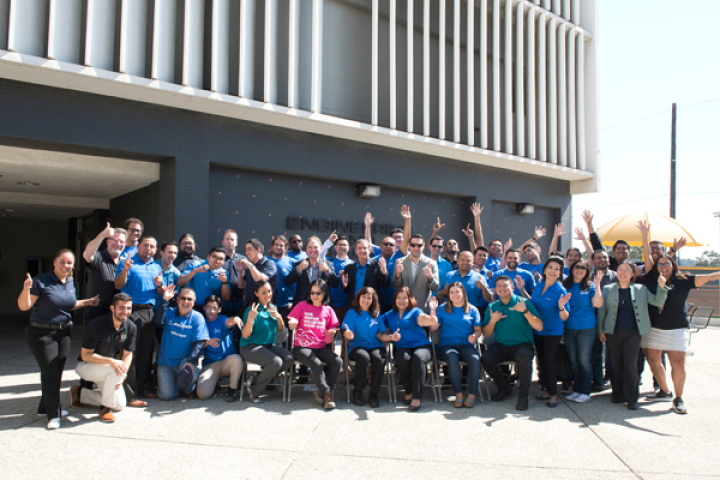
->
[409, 243, 423, 248]
[291, 239, 302, 244]
[310, 291, 323, 296]
[431, 245, 443, 249]
[210, 255, 224, 261]
[382, 242, 395, 247]
[127, 228, 142, 233]
[181, 241, 194, 246]
[178, 296, 194, 302]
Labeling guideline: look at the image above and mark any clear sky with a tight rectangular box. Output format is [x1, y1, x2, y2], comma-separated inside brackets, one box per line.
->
[571, 0, 720, 262]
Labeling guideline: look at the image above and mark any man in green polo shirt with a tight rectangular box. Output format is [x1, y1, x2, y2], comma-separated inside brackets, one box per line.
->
[482, 275, 544, 411]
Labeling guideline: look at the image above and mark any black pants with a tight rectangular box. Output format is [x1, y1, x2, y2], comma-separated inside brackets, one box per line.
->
[349, 347, 386, 395]
[26, 324, 72, 420]
[482, 342, 535, 397]
[126, 307, 155, 398]
[394, 345, 432, 400]
[293, 346, 343, 396]
[606, 329, 641, 405]
[534, 334, 562, 396]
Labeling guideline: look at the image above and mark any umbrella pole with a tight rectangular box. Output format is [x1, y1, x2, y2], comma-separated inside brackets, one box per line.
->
[670, 102, 677, 219]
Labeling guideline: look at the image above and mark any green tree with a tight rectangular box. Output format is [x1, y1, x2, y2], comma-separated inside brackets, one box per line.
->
[695, 250, 720, 267]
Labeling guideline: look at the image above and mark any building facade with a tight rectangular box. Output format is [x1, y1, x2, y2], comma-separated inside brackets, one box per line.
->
[0, 0, 599, 314]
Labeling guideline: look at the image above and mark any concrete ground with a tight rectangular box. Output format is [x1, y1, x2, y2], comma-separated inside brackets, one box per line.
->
[1, 317, 719, 480]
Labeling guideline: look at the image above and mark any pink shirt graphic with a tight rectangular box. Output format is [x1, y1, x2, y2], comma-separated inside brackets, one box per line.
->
[288, 303, 339, 348]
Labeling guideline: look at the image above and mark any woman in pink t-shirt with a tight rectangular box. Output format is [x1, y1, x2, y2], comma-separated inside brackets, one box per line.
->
[288, 279, 342, 409]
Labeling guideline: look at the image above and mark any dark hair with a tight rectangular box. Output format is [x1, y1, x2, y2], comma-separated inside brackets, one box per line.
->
[566, 247, 582, 259]
[444, 282, 469, 314]
[208, 246, 226, 258]
[124, 217, 144, 232]
[391, 228, 403, 235]
[612, 240, 630, 253]
[524, 242, 539, 251]
[549, 251, 565, 258]
[493, 275, 513, 289]
[392, 287, 418, 311]
[409, 234, 424, 242]
[161, 241, 179, 252]
[334, 235, 350, 246]
[616, 260, 637, 282]
[251, 279, 271, 303]
[306, 278, 331, 306]
[489, 238, 503, 247]
[179, 233, 195, 244]
[431, 236, 445, 246]
[111, 292, 133, 306]
[541, 257, 565, 283]
[473, 245, 488, 254]
[563, 259, 590, 291]
[351, 287, 379, 318]
[591, 249, 608, 260]
[504, 248, 519, 258]
[139, 236, 157, 246]
[648, 253, 685, 281]
[204, 295, 223, 308]
[177, 287, 196, 298]
[246, 238, 264, 253]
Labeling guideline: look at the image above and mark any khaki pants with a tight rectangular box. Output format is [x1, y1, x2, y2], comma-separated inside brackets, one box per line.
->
[197, 354, 244, 399]
[75, 362, 126, 411]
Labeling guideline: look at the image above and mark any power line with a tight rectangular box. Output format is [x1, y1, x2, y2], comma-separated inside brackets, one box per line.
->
[601, 96, 720, 132]
[577, 191, 720, 210]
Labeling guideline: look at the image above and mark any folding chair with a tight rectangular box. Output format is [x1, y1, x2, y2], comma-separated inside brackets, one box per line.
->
[688, 307, 714, 345]
[386, 341, 439, 403]
[286, 330, 342, 402]
[428, 329, 490, 402]
[342, 336, 394, 404]
[239, 328, 290, 402]
[482, 333, 518, 391]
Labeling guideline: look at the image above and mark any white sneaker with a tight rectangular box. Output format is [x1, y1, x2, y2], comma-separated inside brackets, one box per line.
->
[38, 409, 68, 418]
[565, 392, 580, 401]
[574, 394, 591, 403]
[46, 418, 60, 430]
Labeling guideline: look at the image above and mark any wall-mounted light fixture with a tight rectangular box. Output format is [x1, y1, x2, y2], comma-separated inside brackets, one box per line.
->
[358, 184, 382, 198]
[516, 203, 535, 215]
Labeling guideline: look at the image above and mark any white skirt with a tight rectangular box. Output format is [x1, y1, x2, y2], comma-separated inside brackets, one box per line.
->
[641, 327, 689, 352]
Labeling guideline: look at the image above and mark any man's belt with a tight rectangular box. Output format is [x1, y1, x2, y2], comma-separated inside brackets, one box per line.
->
[29, 321, 72, 330]
[132, 304, 154, 309]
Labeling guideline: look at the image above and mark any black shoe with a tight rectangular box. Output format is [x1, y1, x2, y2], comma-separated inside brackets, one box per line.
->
[369, 395, 380, 408]
[627, 403, 638, 410]
[515, 396, 529, 411]
[491, 388, 513, 402]
[266, 385, 277, 391]
[224, 387, 238, 402]
[353, 390, 364, 406]
[408, 404, 421, 412]
[611, 396, 624, 404]
[402, 396, 412, 406]
[591, 383, 608, 393]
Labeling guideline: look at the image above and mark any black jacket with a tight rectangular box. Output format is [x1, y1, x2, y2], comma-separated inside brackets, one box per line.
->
[285, 259, 340, 308]
[341, 259, 390, 301]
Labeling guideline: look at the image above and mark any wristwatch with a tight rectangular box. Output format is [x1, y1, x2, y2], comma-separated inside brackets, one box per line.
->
[520, 307, 529, 314]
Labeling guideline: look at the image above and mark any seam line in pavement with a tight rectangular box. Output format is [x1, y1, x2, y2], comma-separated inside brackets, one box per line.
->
[561, 397, 644, 480]
[279, 409, 326, 480]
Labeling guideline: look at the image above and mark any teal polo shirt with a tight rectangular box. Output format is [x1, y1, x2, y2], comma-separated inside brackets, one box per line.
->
[483, 295, 540, 346]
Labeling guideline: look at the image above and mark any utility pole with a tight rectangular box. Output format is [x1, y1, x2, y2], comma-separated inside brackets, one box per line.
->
[670, 103, 677, 219]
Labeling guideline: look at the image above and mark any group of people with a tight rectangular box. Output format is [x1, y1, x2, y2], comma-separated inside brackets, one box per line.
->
[18, 205, 718, 430]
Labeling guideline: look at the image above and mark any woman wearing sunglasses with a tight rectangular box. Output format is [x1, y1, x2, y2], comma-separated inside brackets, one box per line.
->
[562, 260, 603, 403]
[287, 279, 342, 409]
[641, 255, 720, 414]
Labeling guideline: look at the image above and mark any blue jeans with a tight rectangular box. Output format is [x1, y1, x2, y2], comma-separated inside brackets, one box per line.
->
[564, 328, 594, 395]
[157, 357, 200, 400]
[438, 344, 481, 395]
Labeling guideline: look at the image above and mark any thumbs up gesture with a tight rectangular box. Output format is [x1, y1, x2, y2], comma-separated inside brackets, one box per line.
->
[391, 329, 401, 342]
[298, 258, 310, 271]
[154, 274, 163, 287]
[23, 273, 33, 290]
[395, 259, 403, 276]
[102, 222, 115, 238]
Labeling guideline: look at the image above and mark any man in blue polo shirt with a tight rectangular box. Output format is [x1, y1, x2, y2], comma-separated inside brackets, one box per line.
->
[428, 236, 453, 298]
[519, 242, 545, 280]
[366, 206, 411, 312]
[119, 218, 144, 261]
[325, 235, 354, 319]
[489, 249, 536, 298]
[438, 251, 492, 309]
[269, 235, 296, 321]
[287, 235, 308, 262]
[177, 247, 231, 309]
[482, 276, 544, 411]
[155, 241, 180, 302]
[115, 236, 163, 401]
[153, 286, 209, 399]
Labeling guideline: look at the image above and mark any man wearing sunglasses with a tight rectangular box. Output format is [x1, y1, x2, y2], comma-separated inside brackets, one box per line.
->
[427, 236, 453, 298]
[391, 234, 438, 312]
[287, 235, 308, 262]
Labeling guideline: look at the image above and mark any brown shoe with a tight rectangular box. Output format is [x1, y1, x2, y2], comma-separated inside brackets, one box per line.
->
[71, 385, 84, 408]
[99, 407, 115, 423]
[141, 392, 158, 399]
[127, 399, 147, 408]
[323, 392, 336, 410]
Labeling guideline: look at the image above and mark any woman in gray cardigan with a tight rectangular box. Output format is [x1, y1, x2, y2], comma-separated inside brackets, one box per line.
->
[597, 261, 668, 410]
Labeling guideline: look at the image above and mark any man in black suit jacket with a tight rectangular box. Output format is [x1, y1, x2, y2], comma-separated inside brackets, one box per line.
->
[342, 239, 390, 300]
[285, 236, 340, 308]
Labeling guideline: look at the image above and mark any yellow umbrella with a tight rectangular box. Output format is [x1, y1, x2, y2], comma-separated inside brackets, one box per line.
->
[595, 212, 708, 247]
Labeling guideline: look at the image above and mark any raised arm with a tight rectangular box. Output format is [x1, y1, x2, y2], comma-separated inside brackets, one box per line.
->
[636, 220, 653, 272]
[668, 236, 687, 261]
[548, 224, 565, 258]
[462, 223, 477, 252]
[470, 203, 485, 247]
[399, 205, 412, 256]
[428, 216, 446, 249]
[574, 227, 594, 266]
[320, 231, 337, 259]
[83, 223, 115, 263]
[583, 210, 603, 252]
[17, 274, 38, 311]
[695, 271, 720, 287]
[364, 212, 376, 251]
[518, 226, 547, 255]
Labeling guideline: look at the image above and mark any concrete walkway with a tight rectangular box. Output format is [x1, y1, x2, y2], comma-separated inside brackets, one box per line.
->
[1, 317, 718, 480]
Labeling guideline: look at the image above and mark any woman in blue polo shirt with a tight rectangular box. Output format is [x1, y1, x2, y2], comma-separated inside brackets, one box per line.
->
[435, 283, 483, 408]
[381, 287, 438, 412]
[562, 260, 603, 403]
[530, 256, 571, 408]
[17, 249, 99, 430]
[342, 287, 387, 408]
[239, 280, 293, 403]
